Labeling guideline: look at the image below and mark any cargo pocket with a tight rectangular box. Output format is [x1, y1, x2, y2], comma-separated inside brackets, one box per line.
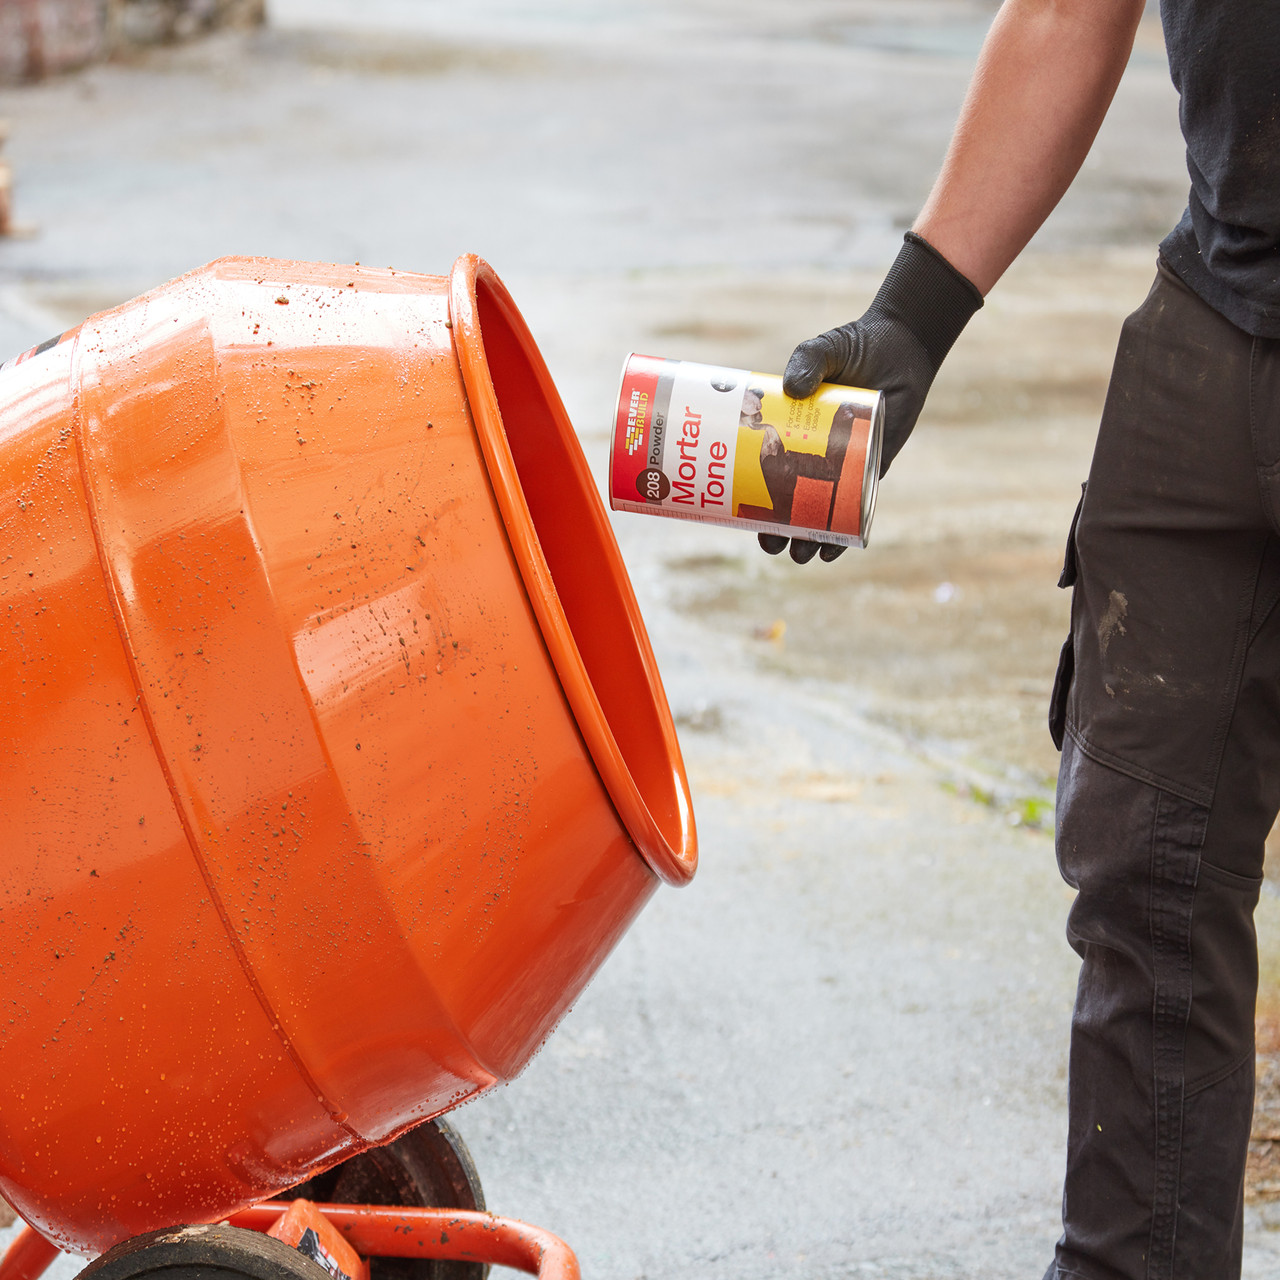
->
[1049, 483, 1086, 751]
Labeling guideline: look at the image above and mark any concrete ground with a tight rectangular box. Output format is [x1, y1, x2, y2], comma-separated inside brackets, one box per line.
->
[5, 3, 1280, 1277]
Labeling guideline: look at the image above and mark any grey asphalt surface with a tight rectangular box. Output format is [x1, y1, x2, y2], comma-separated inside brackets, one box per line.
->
[4, 4, 1279, 1278]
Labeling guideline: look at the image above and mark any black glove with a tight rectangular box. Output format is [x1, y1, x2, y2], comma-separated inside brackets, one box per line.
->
[759, 231, 983, 563]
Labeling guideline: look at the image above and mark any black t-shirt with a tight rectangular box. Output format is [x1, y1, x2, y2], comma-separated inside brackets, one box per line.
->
[1159, 0, 1280, 337]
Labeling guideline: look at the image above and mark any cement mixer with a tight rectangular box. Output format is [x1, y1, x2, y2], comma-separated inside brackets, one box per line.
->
[0, 255, 697, 1280]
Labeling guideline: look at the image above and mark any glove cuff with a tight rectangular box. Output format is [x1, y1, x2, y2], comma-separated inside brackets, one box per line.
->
[871, 231, 984, 374]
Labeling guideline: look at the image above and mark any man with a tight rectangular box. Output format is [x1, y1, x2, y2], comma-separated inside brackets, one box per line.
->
[762, 2, 1280, 1276]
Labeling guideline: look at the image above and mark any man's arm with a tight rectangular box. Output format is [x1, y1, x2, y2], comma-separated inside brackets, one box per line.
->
[916, 0, 1146, 295]
[767, 0, 1146, 562]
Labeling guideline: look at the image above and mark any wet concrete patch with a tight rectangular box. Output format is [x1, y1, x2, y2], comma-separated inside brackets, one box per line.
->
[671, 536, 1070, 786]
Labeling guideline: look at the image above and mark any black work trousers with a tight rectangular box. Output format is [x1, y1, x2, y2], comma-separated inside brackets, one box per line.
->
[1046, 260, 1280, 1280]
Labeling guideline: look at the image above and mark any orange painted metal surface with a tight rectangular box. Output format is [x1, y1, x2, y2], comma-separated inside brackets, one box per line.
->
[231, 1202, 580, 1280]
[266, 1200, 368, 1280]
[0, 255, 695, 1255]
[0, 1204, 580, 1280]
[0, 1230, 61, 1280]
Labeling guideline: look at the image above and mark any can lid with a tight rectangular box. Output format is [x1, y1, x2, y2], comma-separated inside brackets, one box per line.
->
[860, 391, 886, 546]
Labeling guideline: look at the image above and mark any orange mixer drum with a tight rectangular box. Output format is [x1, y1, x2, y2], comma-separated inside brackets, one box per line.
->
[0, 255, 696, 1254]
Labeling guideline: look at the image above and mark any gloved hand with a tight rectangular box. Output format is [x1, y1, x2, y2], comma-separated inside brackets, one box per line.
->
[759, 231, 983, 563]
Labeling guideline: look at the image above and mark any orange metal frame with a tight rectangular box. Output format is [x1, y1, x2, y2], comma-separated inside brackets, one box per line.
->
[0, 1202, 580, 1280]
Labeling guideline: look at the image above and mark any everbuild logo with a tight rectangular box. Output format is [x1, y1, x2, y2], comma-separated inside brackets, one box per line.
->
[624, 386, 648, 454]
[610, 353, 666, 507]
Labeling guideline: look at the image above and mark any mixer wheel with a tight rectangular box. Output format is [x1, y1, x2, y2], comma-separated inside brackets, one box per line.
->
[278, 1117, 487, 1280]
[82, 1224, 333, 1280]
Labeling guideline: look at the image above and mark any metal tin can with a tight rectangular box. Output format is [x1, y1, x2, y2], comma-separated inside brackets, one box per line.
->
[609, 353, 884, 548]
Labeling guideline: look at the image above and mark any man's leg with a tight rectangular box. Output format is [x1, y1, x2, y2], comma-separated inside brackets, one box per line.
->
[1047, 263, 1280, 1280]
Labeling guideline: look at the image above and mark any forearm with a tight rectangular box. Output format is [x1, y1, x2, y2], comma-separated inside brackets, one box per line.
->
[772, 0, 1146, 529]
[915, 0, 1145, 295]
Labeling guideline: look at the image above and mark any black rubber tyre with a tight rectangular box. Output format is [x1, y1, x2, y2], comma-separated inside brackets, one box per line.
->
[278, 1118, 487, 1280]
[82, 1225, 334, 1280]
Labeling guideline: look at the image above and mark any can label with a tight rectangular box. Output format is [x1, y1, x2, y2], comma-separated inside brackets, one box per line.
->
[609, 354, 883, 548]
